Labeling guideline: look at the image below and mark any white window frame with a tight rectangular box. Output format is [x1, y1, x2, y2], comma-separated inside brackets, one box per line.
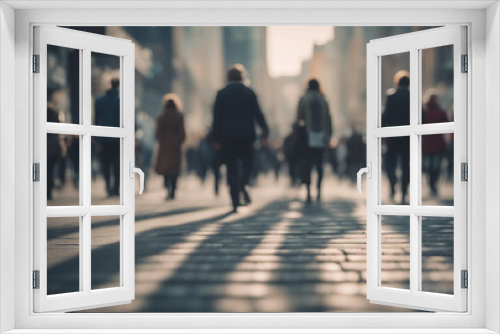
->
[33, 26, 136, 313]
[365, 26, 468, 312]
[1, 1, 499, 333]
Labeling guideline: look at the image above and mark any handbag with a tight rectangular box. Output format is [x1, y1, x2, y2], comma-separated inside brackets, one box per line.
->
[308, 131, 325, 148]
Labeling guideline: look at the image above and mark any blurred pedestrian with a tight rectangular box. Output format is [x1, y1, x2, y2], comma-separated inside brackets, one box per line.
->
[284, 122, 306, 187]
[211, 64, 269, 213]
[136, 111, 155, 191]
[47, 105, 62, 200]
[95, 78, 120, 197]
[155, 94, 186, 200]
[345, 126, 366, 184]
[422, 94, 448, 197]
[297, 78, 333, 203]
[382, 71, 410, 204]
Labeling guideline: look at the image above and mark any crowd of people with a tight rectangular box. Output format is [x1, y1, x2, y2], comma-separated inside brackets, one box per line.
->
[46, 64, 454, 210]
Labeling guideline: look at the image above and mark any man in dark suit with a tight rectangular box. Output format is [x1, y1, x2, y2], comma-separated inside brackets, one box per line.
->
[211, 64, 269, 212]
[382, 72, 410, 204]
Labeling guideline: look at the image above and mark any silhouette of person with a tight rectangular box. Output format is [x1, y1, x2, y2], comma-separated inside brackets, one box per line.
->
[297, 78, 333, 202]
[345, 126, 366, 183]
[211, 64, 269, 212]
[47, 105, 62, 200]
[136, 111, 156, 191]
[382, 71, 410, 204]
[422, 94, 448, 196]
[155, 94, 186, 200]
[95, 78, 121, 197]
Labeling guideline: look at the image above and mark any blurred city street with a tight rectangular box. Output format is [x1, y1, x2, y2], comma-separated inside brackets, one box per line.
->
[43, 172, 442, 313]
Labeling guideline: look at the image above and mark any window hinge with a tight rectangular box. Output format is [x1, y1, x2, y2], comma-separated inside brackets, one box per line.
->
[33, 163, 40, 182]
[461, 54, 468, 73]
[461, 270, 468, 289]
[33, 54, 40, 73]
[33, 270, 40, 289]
[461, 162, 468, 181]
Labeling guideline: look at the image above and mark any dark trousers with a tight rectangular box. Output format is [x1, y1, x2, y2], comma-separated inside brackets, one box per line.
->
[222, 140, 253, 207]
[163, 174, 178, 198]
[300, 148, 324, 190]
[386, 147, 410, 200]
[100, 142, 120, 196]
[423, 154, 443, 194]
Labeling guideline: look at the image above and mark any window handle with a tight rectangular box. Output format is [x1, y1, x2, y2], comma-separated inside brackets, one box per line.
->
[129, 161, 144, 195]
[357, 162, 372, 194]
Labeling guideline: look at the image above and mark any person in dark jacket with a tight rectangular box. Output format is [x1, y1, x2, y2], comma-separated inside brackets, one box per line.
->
[422, 94, 448, 196]
[211, 64, 269, 212]
[95, 78, 121, 197]
[382, 71, 410, 204]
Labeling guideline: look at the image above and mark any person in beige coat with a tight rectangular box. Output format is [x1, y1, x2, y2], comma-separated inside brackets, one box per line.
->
[155, 94, 186, 200]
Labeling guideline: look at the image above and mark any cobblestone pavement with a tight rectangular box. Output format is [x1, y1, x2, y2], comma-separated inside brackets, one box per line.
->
[46, 173, 453, 313]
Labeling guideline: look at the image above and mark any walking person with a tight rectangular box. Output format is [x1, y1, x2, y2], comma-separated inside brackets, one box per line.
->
[297, 78, 333, 203]
[136, 111, 156, 191]
[95, 78, 121, 197]
[422, 94, 448, 197]
[382, 71, 410, 204]
[155, 94, 186, 200]
[211, 64, 269, 213]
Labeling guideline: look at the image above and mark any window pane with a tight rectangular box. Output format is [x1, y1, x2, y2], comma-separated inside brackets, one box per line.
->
[380, 52, 410, 127]
[92, 137, 121, 205]
[92, 52, 121, 127]
[47, 134, 80, 206]
[47, 217, 80, 295]
[421, 134, 454, 206]
[47, 45, 80, 124]
[92, 216, 121, 290]
[380, 215, 410, 290]
[421, 45, 454, 125]
[421, 217, 454, 294]
[381, 136, 410, 205]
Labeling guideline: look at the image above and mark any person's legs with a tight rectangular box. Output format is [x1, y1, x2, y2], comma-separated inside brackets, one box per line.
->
[223, 144, 240, 210]
[401, 149, 410, 204]
[299, 148, 313, 203]
[163, 174, 171, 199]
[170, 175, 178, 199]
[239, 142, 254, 205]
[100, 144, 112, 196]
[47, 158, 56, 200]
[385, 148, 398, 201]
[142, 148, 153, 188]
[111, 147, 120, 196]
[312, 148, 324, 200]
[429, 154, 442, 196]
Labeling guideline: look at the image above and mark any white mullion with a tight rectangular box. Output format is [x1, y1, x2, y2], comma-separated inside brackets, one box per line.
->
[90, 205, 129, 216]
[122, 49, 135, 295]
[46, 123, 89, 136]
[412, 123, 455, 135]
[82, 47, 92, 294]
[372, 205, 411, 216]
[412, 206, 455, 217]
[78, 48, 84, 292]
[90, 126, 130, 138]
[409, 47, 420, 295]
[373, 126, 412, 138]
[46, 206, 89, 217]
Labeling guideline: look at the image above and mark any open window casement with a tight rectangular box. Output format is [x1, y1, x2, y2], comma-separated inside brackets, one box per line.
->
[361, 26, 467, 312]
[33, 26, 142, 313]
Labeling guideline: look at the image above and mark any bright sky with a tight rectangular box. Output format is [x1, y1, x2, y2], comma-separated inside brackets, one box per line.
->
[267, 26, 334, 78]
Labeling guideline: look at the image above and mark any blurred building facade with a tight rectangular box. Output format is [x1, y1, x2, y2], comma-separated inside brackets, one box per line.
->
[63, 26, 450, 142]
